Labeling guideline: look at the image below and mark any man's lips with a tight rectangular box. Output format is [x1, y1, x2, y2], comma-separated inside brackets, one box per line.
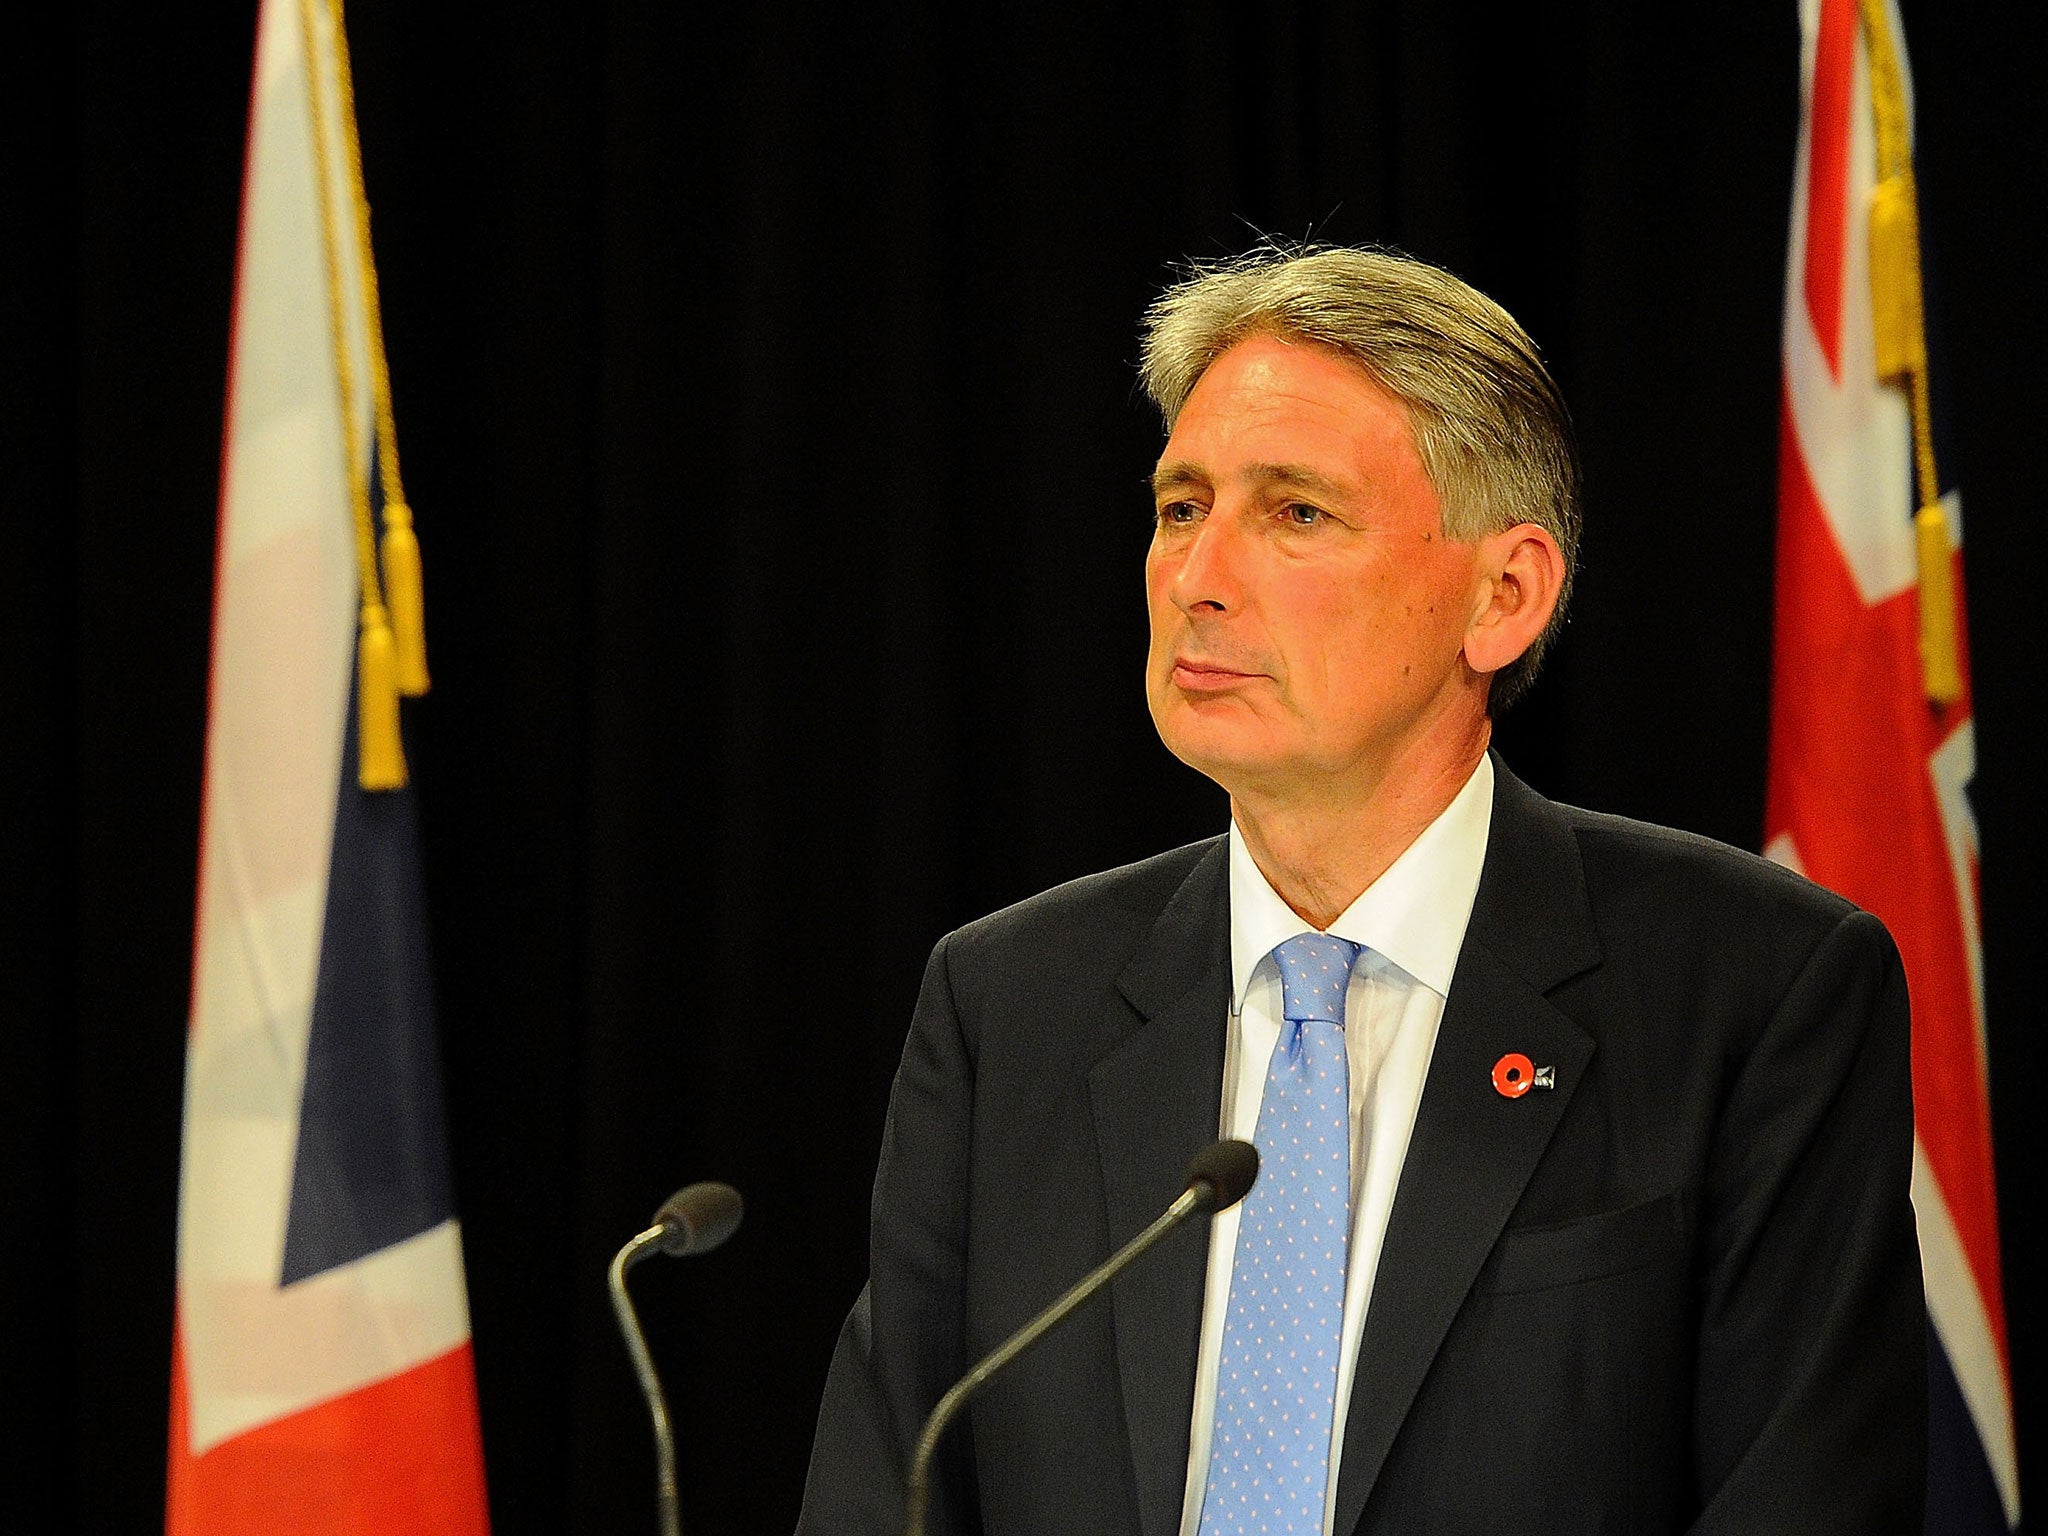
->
[1169, 658, 1265, 691]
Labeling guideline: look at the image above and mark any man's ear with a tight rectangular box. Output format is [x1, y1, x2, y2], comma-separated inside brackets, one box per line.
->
[1463, 522, 1565, 678]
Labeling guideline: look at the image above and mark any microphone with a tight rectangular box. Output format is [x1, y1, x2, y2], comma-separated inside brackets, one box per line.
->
[650, 1181, 745, 1257]
[902, 1139, 1258, 1536]
[608, 1182, 745, 1536]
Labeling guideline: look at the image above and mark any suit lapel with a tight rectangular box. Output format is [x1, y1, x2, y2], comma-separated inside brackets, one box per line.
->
[1090, 840, 1231, 1536]
[1330, 761, 1603, 1535]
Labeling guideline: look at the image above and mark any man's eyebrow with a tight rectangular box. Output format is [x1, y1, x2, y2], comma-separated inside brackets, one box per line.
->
[1149, 461, 1209, 497]
[1148, 461, 1354, 500]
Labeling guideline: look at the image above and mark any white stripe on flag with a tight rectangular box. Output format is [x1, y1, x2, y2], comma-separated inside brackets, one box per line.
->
[1913, 1141, 2020, 1525]
[1781, 0, 1915, 607]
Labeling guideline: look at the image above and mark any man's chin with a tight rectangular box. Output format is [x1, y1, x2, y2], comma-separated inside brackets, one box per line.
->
[1154, 711, 1286, 791]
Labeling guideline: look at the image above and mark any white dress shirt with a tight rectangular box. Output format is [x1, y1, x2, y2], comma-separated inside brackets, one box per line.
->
[1177, 754, 1495, 1536]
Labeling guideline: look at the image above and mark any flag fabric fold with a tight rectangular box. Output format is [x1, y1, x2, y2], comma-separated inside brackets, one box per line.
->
[167, 1, 489, 1530]
[1766, 0, 2015, 1528]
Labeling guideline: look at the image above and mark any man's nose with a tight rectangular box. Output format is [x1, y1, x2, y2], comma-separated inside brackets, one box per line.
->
[1169, 515, 1245, 616]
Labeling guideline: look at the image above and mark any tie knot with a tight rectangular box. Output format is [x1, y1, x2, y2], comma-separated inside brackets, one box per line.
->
[1271, 933, 1362, 1025]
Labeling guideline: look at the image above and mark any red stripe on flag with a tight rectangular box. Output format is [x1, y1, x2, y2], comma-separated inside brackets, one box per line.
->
[1767, 397, 2006, 1364]
[168, 1327, 491, 1536]
[1802, 0, 1857, 380]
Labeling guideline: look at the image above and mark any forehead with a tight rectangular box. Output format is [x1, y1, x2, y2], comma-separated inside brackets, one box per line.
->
[1156, 334, 1425, 489]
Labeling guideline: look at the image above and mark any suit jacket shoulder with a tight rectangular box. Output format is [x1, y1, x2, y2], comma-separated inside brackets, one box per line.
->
[1476, 765, 1891, 1035]
[937, 837, 1226, 1045]
[1555, 793, 1857, 933]
[946, 836, 1222, 956]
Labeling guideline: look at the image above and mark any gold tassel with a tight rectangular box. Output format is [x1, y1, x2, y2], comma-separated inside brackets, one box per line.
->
[358, 603, 408, 788]
[1914, 502, 1964, 706]
[1869, 173, 1926, 382]
[381, 501, 430, 696]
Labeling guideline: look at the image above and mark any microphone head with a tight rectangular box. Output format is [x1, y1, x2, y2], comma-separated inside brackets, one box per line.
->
[652, 1181, 744, 1258]
[1185, 1139, 1259, 1213]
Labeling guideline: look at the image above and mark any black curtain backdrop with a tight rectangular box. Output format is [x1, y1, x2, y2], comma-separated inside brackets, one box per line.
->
[12, 2, 2045, 1531]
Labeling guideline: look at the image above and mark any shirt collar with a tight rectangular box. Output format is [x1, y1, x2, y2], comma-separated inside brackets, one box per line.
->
[1228, 753, 1495, 1010]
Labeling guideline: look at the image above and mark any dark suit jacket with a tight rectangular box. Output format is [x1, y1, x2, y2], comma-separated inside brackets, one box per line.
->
[797, 759, 1925, 1535]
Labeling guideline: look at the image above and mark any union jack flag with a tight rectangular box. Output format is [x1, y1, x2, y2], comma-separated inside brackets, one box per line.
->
[1766, 0, 2015, 1526]
[166, 1, 490, 1529]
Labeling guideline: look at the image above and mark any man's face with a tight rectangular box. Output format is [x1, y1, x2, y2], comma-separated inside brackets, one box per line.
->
[1145, 334, 1489, 804]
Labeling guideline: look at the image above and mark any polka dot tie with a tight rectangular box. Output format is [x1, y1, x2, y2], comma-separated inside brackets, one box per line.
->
[1197, 933, 1360, 1536]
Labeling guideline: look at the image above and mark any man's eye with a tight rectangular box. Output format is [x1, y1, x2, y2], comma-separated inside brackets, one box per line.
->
[1280, 503, 1328, 527]
[1156, 500, 1203, 526]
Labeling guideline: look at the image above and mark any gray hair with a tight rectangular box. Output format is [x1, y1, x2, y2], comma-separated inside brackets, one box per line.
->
[1138, 244, 1580, 709]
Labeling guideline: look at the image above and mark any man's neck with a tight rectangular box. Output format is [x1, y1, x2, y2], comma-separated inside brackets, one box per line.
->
[1229, 725, 1492, 932]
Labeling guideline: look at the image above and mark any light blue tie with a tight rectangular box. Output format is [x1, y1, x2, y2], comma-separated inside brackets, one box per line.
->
[1197, 933, 1360, 1536]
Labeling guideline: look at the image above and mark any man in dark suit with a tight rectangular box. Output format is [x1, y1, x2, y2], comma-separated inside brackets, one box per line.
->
[797, 247, 1924, 1535]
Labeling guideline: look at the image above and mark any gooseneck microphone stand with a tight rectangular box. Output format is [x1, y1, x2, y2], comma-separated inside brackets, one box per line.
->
[608, 1182, 745, 1536]
[609, 1225, 685, 1536]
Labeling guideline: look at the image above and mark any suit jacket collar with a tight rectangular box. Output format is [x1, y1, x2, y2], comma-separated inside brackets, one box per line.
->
[1330, 755, 1602, 1534]
[1459, 753, 1603, 994]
